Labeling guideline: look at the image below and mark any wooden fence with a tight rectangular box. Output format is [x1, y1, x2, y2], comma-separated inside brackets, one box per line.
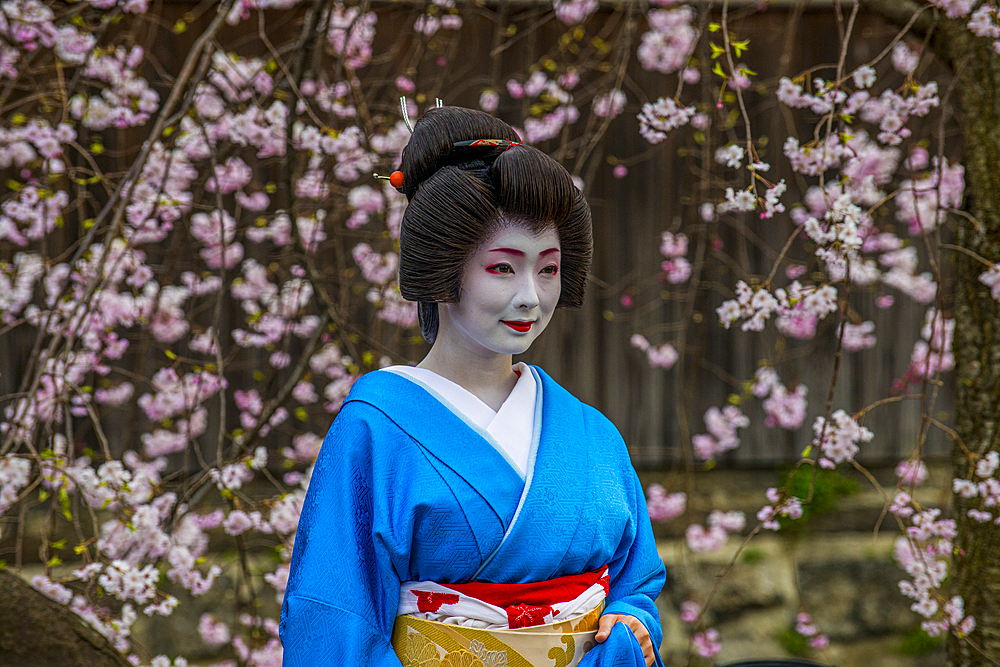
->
[0, 3, 956, 470]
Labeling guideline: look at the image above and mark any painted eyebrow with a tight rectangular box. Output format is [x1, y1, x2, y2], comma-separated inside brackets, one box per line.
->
[486, 247, 561, 257]
[487, 247, 525, 256]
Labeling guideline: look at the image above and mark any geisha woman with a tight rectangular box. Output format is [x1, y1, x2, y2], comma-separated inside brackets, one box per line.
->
[279, 107, 665, 667]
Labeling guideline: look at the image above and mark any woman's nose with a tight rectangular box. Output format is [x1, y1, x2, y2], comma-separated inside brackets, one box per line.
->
[515, 275, 541, 310]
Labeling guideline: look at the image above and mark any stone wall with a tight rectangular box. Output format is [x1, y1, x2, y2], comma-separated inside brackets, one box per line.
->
[6, 463, 951, 666]
[640, 464, 951, 667]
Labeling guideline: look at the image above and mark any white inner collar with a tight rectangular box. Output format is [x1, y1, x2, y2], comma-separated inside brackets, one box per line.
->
[383, 362, 536, 477]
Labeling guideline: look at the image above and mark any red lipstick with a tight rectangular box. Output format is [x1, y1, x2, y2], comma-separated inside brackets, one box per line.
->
[502, 320, 533, 333]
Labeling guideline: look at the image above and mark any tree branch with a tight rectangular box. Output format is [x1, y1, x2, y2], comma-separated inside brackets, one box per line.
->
[860, 0, 934, 40]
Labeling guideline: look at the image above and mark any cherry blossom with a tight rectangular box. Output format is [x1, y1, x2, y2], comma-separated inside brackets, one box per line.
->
[637, 7, 697, 74]
[637, 97, 696, 144]
[692, 405, 750, 459]
[645, 484, 686, 522]
[592, 89, 626, 119]
[812, 409, 874, 467]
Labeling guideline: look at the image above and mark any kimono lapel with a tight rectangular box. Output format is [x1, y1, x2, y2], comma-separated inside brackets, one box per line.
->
[473, 366, 596, 584]
[344, 371, 526, 530]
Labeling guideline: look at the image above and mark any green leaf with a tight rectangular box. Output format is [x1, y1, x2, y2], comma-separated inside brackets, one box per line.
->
[712, 61, 726, 79]
[709, 42, 725, 60]
[51, 539, 66, 550]
[47, 556, 62, 568]
[173, 19, 187, 33]
[708, 22, 720, 32]
[38, 489, 49, 502]
[58, 487, 72, 521]
[732, 39, 750, 57]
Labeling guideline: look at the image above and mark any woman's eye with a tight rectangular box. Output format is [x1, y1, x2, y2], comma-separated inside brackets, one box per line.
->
[540, 264, 559, 275]
[486, 263, 513, 274]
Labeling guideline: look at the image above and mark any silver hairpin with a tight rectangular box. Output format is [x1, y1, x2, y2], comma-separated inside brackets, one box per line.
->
[400, 96, 413, 133]
[435, 98, 444, 108]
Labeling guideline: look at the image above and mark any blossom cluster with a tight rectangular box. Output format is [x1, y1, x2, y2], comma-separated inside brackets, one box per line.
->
[889, 498, 975, 638]
[630, 334, 679, 370]
[909, 308, 954, 379]
[637, 6, 697, 74]
[326, 4, 378, 69]
[812, 409, 874, 467]
[659, 231, 691, 283]
[777, 68, 939, 146]
[637, 97, 696, 144]
[507, 71, 580, 144]
[645, 484, 686, 522]
[685, 510, 746, 553]
[716, 280, 838, 336]
[952, 451, 1000, 525]
[793, 612, 830, 650]
[752, 367, 808, 430]
[676, 599, 722, 657]
[554, 0, 599, 25]
[691, 405, 750, 460]
[756, 486, 804, 531]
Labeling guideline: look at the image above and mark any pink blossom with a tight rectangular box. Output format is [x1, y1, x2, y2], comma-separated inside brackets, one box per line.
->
[554, 0, 598, 24]
[326, 6, 377, 69]
[928, 0, 974, 19]
[207, 157, 252, 194]
[646, 484, 686, 522]
[839, 321, 876, 351]
[896, 459, 929, 486]
[479, 90, 500, 112]
[813, 409, 873, 466]
[692, 628, 721, 658]
[638, 7, 697, 74]
[679, 600, 700, 623]
[637, 97, 695, 144]
[692, 405, 749, 459]
[763, 384, 808, 430]
[557, 69, 580, 89]
[661, 258, 691, 284]
[592, 89, 626, 119]
[686, 523, 728, 553]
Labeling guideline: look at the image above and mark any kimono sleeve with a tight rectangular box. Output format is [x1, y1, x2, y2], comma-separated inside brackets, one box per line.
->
[594, 416, 667, 667]
[279, 402, 404, 666]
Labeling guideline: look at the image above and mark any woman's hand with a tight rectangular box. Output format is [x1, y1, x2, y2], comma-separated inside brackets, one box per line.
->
[594, 613, 655, 666]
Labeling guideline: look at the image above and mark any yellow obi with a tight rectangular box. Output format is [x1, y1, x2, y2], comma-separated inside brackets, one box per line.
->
[391, 602, 603, 667]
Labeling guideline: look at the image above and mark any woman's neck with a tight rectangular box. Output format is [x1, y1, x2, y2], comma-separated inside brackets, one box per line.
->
[417, 333, 518, 412]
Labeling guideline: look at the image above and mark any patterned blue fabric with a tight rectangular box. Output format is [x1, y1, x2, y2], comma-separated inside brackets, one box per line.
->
[279, 366, 665, 666]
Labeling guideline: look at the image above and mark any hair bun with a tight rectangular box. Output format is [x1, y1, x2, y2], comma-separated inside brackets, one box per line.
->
[398, 107, 520, 200]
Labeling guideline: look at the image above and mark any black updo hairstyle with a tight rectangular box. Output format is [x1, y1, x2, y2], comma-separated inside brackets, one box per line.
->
[397, 106, 593, 343]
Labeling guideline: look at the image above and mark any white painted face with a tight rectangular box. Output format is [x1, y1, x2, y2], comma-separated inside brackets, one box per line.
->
[438, 223, 561, 357]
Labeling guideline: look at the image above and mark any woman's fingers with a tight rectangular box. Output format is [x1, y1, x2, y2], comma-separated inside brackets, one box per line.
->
[594, 614, 656, 667]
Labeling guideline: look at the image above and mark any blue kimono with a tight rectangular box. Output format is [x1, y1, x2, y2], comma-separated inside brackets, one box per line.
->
[279, 366, 665, 666]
